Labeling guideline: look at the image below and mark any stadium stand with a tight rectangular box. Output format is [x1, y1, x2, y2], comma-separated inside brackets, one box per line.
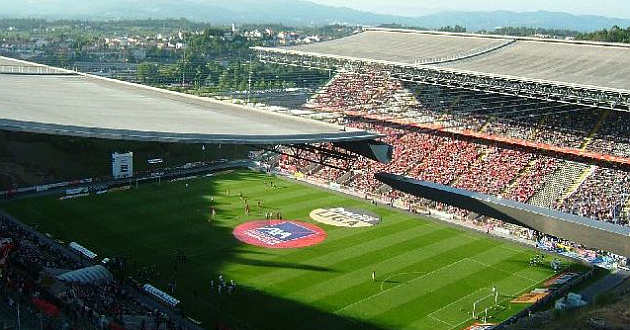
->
[442, 39, 630, 90]
[287, 30, 513, 65]
[277, 66, 630, 227]
[281, 28, 630, 91]
[0, 213, 195, 329]
[0, 56, 381, 146]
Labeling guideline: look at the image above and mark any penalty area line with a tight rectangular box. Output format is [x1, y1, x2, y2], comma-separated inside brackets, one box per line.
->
[427, 287, 491, 320]
[379, 272, 426, 291]
[334, 258, 469, 314]
[466, 258, 539, 283]
[429, 314, 456, 328]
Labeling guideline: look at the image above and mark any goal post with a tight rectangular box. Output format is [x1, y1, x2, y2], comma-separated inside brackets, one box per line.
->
[472, 287, 500, 319]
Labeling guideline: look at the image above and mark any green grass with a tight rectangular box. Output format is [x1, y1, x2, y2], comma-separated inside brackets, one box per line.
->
[1, 170, 575, 330]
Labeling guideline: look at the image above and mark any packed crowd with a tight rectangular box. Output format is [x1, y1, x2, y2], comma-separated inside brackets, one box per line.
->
[308, 71, 408, 115]
[279, 69, 630, 227]
[279, 120, 557, 203]
[279, 115, 630, 225]
[454, 147, 533, 195]
[4, 228, 79, 271]
[588, 111, 630, 158]
[502, 157, 559, 203]
[557, 168, 630, 225]
[409, 86, 607, 150]
[0, 215, 192, 329]
[312, 165, 345, 183]
[59, 282, 158, 328]
[310, 70, 630, 159]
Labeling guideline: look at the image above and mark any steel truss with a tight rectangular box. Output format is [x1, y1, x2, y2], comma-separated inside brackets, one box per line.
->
[255, 48, 630, 112]
[260, 144, 357, 171]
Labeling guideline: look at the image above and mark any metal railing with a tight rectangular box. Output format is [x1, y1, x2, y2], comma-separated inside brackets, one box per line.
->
[0, 65, 74, 75]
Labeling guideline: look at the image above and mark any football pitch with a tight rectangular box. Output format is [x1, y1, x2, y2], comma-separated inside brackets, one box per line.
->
[2, 170, 579, 329]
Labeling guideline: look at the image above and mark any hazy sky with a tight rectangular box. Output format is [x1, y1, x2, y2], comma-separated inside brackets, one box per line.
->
[310, 0, 630, 19]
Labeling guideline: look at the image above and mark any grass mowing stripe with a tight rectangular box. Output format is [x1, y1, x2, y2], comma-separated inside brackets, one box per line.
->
[467, 246, 555, 284]
[417, 268, 542, 329]
[250, 224, 446, 286]
[268, 227, 461, 294]
[342, 245, 522, 321]
[337, 258, 477, 317]
[467, 258, 538, 283]
[264, 196, 351, 215]
[315, 237, 498, 312]
[402, 316, 448, 330]
[296, 233, 479, 305]
[223, 219, 425, 274]
[219, 215, 412, 263]
[374, 251, 534, 327]
[0, 170, 569, 330]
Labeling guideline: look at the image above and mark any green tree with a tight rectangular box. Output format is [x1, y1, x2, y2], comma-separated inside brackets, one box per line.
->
[136, 62, 159, 84]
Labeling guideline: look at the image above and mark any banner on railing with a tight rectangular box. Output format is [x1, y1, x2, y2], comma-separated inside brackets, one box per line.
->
[69, 242, 97, 259]
[66, 187, 88, 196]
[59, 193, 89, 200]
[143, 284, 180, 307]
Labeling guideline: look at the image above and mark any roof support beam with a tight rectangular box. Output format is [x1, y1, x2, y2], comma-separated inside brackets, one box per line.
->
[334, 140, 393, 164]
[376, 173, 630, 257]
[256, 49, 630, 112]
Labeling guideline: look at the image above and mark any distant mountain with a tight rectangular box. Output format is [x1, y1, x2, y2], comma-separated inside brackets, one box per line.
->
[3, 0, 630, 32]
[413, 10, 630, 32]
[1, 0, 395, 25]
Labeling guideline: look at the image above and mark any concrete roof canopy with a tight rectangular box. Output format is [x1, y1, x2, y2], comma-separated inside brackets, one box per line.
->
[282, 28, 630, 92]
[443, 40, 630, 90]
[0, 57, 380, 145]
[287, 30, 510, 64]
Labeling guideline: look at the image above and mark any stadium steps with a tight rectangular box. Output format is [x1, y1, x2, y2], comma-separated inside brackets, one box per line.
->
[580, 109, 611, 151]
[478, 118, 494, 133]
[301, 72, 341, 110]
[449, 146, 490, 187]
[336, 171, 355, 185]
[478, 146, 492, 161]
[377, 184, 392, 194]
[501, 158, 539, 197]
[562, 165, 596, 200]
[622, 198, 630, 221]
[529, 160, 590, 208]
[305, 164, 322, 175]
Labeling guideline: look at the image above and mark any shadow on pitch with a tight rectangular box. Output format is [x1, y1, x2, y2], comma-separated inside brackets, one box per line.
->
[156, 170, 385, 330]
[229, 256, 337, 272]
[0, 137, 388, 329]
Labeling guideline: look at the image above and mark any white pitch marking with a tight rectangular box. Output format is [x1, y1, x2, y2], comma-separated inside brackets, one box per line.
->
[466, 257, 539, 283]
[429, 314, 456, 328]
[427, 287, 490, 319]
[379, 272, 426, 291]
[334, 258, 470, 314]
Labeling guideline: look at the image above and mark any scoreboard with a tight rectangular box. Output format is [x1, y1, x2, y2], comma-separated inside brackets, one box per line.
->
[112, 152, 133, 179]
